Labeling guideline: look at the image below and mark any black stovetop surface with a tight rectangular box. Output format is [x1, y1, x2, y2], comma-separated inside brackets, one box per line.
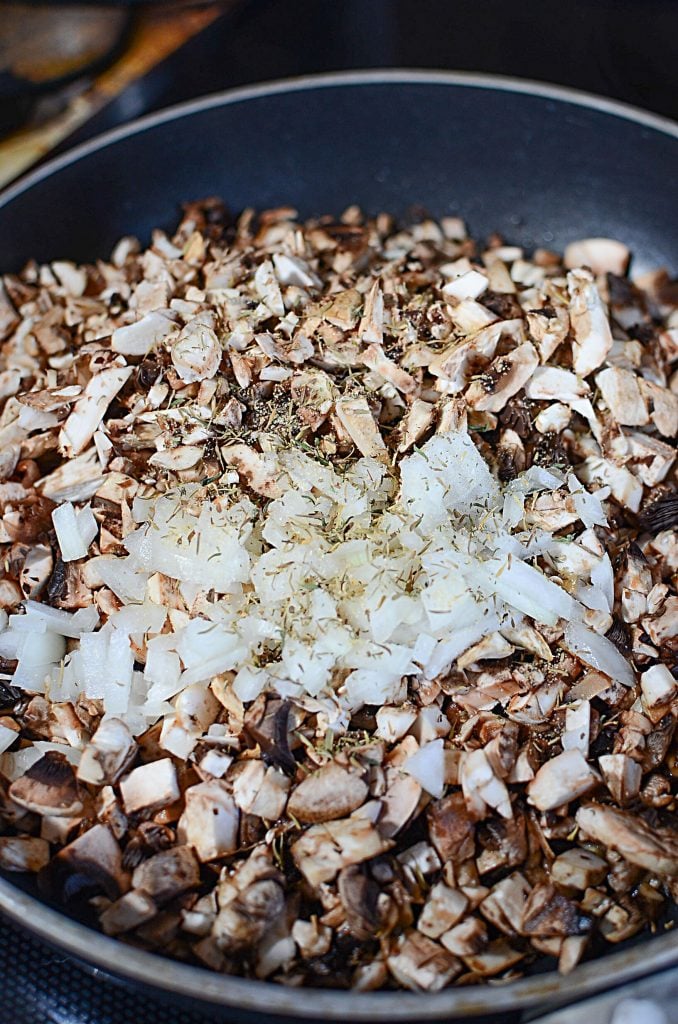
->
[3, 2, 677, 1020]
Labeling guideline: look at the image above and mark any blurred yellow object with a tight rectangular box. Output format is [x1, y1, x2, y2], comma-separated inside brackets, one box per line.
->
[0, 5, 223, 190]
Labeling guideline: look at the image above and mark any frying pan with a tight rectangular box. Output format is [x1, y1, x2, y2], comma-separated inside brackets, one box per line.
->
[0, 71, 676, 1020]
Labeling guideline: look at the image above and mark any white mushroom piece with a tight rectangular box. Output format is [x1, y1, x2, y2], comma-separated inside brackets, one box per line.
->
[120, 758, 180, 815]
[564, 238, 630, 276]
[77, 718, 137, 786]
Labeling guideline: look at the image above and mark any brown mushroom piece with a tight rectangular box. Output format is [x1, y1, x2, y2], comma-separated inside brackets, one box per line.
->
[427, 791, 476, 863]
[213, 848, 286, 955]
[9, 751, 83, 817]
[77, 717, 137, 786]
[287, 761, 368, 824]
[0, 835, 50, 872]
[39, 823, 129, 903]
[576, 805, 678, 876]
[131, 845, 200, 905]
[337, 865, 384, 940]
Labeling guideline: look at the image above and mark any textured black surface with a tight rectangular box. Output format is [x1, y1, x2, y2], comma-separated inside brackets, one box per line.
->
[0, 911, 221, 1024]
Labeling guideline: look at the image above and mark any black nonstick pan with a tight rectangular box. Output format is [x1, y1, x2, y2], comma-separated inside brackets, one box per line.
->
[0, 71, 676, 1021]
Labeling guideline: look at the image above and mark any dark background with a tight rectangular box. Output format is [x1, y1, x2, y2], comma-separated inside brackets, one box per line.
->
[63, 0, 678, 152]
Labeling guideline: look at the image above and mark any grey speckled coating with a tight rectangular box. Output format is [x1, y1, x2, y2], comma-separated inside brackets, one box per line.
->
[0, 70, 676, 1019]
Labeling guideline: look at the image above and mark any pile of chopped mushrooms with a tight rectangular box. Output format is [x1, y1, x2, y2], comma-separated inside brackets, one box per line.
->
[0, 201, 676, 991]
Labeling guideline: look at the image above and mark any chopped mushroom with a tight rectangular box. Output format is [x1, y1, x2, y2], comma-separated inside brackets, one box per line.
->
[576, 805, 678, 876]
[291, 816, 392, 887]
[0, 835, 50, 872]
[0, 204, 675, 991]
[77, 717, 136, 785]
[527, 749, 600, 812]
[131, 845, 200, 904]
[120, 758, 179, 815]
[333, 396, 388, 461]
[9, 751, 83, 817]
[387, 931, 462, 991]
[177, 781, 239, 861]
[287, 761, 367, 823]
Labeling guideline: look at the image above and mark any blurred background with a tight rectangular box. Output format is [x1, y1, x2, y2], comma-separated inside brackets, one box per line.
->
[1, 0, 678, 190]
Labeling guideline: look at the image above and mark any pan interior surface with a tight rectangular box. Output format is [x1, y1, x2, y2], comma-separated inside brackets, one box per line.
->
[0, 71, 677, 1019]
[0, 71, 677, 274]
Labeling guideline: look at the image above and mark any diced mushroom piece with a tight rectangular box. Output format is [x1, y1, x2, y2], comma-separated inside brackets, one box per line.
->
[291, 816, 392, 887]
[9, 751, 83, 817]
[626, 432, 676, 488]
[479, 873, 531, 935]
[221, 443, 282, 498]
[427, 791, 476, 862]
[639, 379, 678, 438]
[338, 864, 389, 940]
[362, 344, 417, 394]
[465, 342, 539, 413]
[564, 238, 630, 276]
[535, 403, 571, 434]
[460, 748, 512, 819]
[644, 596, 678, 647]
[527, 306, 570, 363]
[418, 882, 468, 939]
[214, 863, 285, 954]
[598, 754, 642, 804]
[288, 761, 367, 823]
[461, 938, 524, 977]
[429, 322, 503, 392]
[45, 823, 128, 901]
[595, 367, 649, 426]
[567, 269, 613, 376]
[640, 664, 677, 716]
[0, 835, 50, 872]
[387, 931, 462, 992]
[111, 311, 176, 356]
[525, 366, 588, 402]
[442, 269, 489, 301]
[59, 363, 133, 458]
[378, 772, 422, 838]
[171, 314, 222, 383]
[254, 260, 285, 316]
[527, 749, 600, 811]
[397, 841, 441, 880]
[100, 889, 157, 935]
[232, 760, 290, 821]
[160, 683, 220, 759]
[333, 396, 388, 461]
[132, 845, 200, 904]
[290, 367, 336, 429]
[181, 892, 217, 936]
[292, 918, 333, 958]
[559, 935, 589, 974]
[562, 700, 591, 755]
[77, 717, 137, 785]
[177, 781, 239, 861]
[476, 814, 527, 874]
[375, 705, 418, 742]
[120, 757, 179, 815]
[550, 848, 608, 890]
[440, 917, 488, 957]
[521, 883, 589, 937]
[359, 280, 384, 344]
[576, 804, 678, 876]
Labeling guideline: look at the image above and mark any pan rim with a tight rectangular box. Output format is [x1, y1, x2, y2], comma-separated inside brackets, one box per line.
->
[0, 68, 677, 210]
[0, 870, 676, 1019]
[0, 68, 677, 1018]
